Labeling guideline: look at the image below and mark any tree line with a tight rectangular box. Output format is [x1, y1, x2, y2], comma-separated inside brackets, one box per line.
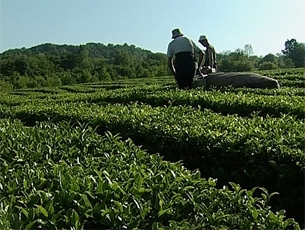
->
[0, 39, 304, 90]
[217, 39, 305, 72]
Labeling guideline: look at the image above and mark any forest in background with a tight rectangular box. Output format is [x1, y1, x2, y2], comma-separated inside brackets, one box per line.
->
[0, 38, 304, 90]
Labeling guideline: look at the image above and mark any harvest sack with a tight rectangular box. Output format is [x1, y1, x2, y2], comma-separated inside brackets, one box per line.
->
[192, 72, 280, 89]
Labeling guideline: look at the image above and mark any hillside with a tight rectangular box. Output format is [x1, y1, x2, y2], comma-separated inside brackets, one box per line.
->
[0, 43, 169, 89]
[1, 39, 304, 91]
[1, 42, 158, 59]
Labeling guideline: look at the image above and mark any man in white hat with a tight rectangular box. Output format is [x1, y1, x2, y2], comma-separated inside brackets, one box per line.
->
[167, 28, 204, 89]
[198, 35, 217, 73]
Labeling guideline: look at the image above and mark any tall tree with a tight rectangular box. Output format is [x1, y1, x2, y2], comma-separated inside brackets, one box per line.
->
[282, 39, 305, 67]
[244, 44, 254, 57]
[282, 39, 298, 56]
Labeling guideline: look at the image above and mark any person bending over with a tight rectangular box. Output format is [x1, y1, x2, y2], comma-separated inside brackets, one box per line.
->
[198, 35, 217, 73]
[167, 28, 204, 89]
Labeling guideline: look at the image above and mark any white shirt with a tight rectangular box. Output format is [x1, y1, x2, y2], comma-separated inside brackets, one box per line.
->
[167, 36, 201, 58]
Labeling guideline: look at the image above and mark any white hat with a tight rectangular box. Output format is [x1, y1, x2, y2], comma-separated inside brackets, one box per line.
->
[199, 35, 208, 41]
[172, 28, 184, 39]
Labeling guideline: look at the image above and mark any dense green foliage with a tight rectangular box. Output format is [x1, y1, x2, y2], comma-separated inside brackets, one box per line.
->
[1, 39, 304, 90]
[282, 39, 305, 68]
[1, 120, 300, 229]
[0, 68, 304, 229]
[217, 39, 305, 72]
[0, 43, 169, 89]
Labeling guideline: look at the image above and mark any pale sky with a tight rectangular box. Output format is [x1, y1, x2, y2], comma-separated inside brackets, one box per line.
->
[1, 0, 305, 57]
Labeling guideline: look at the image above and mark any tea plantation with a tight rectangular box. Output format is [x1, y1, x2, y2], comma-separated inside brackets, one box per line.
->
[0, 68, 304, 229]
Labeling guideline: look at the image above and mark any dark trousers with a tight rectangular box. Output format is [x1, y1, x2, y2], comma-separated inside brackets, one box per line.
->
[174, 52, 196, 89]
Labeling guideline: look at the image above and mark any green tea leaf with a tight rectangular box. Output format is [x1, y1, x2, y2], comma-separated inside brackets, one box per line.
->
[35, 205, 48, 217]
[25, 221, 36, 230]
[158, 208, 171, 217]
